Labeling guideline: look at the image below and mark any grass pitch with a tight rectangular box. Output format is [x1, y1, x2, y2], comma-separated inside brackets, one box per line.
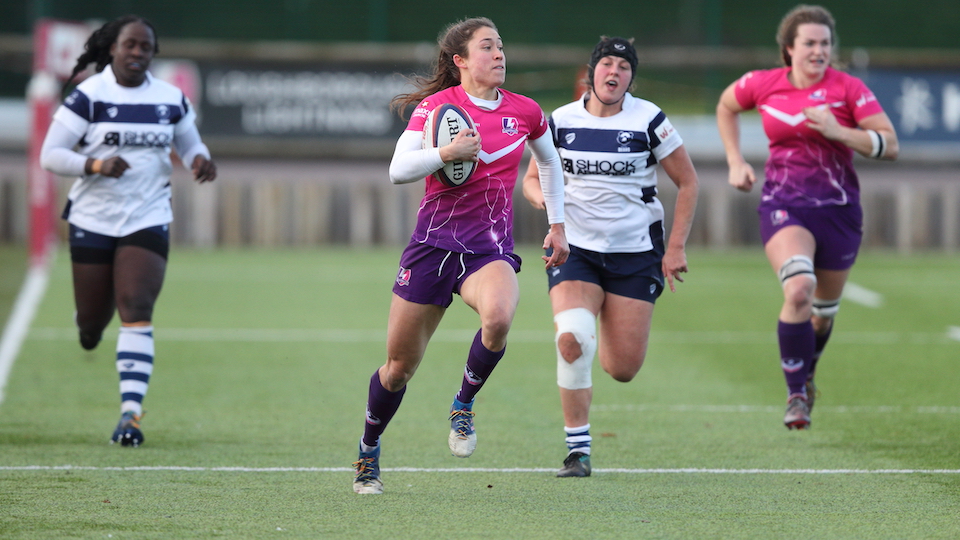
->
[1, 246, 959, 539]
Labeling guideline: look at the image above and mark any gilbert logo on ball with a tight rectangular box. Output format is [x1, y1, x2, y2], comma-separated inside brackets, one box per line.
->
[422, 103, 477, 187]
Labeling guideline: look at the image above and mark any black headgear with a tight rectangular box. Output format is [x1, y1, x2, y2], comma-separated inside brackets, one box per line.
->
[587, 37, 638, 88]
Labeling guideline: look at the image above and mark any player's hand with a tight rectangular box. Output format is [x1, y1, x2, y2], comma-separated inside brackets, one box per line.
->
[191, 156, 217, 183]
[661, 246, 688, 293]
[803, 105, 843, 141]
[99, 156, 130, 178]
[442, 129, 481, 163]
[541, 223, 569, 269]
[727, 160, 756, 192]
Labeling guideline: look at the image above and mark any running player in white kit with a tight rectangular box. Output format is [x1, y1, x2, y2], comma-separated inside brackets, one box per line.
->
[522, 36, 700, 477]
[40, 15, 217, 447]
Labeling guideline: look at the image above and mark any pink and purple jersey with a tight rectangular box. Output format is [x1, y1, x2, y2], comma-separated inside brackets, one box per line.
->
[407, 85, 548, 254]
[734, 67, 885, 207]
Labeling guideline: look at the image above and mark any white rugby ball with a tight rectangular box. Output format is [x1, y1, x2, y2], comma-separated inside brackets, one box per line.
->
[422, 103, 476, 187]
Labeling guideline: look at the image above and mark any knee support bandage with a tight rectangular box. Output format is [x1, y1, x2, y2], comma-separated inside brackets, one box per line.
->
[812, 297, 840, 319]
[778, 255, 816, 287]
[554, 308, 597, 390]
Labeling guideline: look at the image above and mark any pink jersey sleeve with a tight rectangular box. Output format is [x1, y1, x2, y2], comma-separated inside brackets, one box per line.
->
[407, 99, 433, 131]
[847, 76, 885, 123]
[733, 71, 762, 110]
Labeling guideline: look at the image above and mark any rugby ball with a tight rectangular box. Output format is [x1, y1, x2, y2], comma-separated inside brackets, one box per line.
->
[422, 103, 477, 187]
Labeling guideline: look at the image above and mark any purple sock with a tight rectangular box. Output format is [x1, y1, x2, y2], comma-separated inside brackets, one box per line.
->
[361, 370, 405, 448]
[810, 323, 834, 379]
[454, 330, 505, 405]
[778, 320, 815, 398]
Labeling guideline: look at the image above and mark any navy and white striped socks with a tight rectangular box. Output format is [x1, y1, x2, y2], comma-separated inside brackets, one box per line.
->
[564, 424, 592, 455]
[116, 325, 154, 416]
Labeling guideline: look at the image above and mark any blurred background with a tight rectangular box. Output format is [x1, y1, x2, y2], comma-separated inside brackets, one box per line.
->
[0, 0, 957, 260]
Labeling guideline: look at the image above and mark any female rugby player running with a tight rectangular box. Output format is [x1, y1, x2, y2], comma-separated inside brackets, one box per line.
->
[523, 36, 699, 477]
[41, 15, 216, 447]
[352, 16, 568, 494]
[717, 4, 898, 429]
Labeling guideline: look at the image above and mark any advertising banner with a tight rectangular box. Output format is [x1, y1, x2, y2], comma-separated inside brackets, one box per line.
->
[866, 69, 960, 143]
[198, 62, 417, 140]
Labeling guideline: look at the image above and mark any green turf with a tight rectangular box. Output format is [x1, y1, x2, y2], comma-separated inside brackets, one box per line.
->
[1, 246, 959, 539]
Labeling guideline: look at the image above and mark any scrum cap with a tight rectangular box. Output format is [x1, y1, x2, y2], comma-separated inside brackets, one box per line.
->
[589, 37, 638, 78]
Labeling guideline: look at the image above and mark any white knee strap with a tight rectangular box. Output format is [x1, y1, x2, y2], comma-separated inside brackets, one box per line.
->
[554, 308, 597, 390]
[812, 297, 840, 319]
[778, 255, 816, 287]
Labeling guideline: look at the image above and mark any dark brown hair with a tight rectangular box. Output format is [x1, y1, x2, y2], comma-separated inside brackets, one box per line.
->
[776, 4, 836, 67]
[390, 17, 497, 115]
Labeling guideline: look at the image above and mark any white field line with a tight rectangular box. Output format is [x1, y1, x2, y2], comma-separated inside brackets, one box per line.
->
[843, 281, 884, 308]
[1, 465, 959, 474]
[590, 404, 960, 414]
[25, 327, 960, 345]
[0, 264, 51, 406]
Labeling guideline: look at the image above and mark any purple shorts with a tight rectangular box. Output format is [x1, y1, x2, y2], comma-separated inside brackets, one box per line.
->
[392, 241, 522, 307]
[757, 202, 863, 271]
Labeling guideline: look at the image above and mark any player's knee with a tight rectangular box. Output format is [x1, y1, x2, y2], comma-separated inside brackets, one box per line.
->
[557, 332, 582, 364]
[554, 308, 596, 390]
[603, 356, 644, 383]
[381, 362, 415, 390]
[778, 256, 816, 310]
[812, 297, 840, 320]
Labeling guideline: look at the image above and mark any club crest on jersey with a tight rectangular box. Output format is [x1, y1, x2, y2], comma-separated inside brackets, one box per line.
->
[809, 88, 827, 101]
[617, 131, 633, 145]
[107, 106, 119, 118]
[396, 267, 412, 286]
[501, 117, 519, 136]
[156, 104, 170, 124]
[771, 209, 789, 226]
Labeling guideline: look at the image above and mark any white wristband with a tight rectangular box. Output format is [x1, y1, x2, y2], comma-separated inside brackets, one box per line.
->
[867, 129, 886, 159]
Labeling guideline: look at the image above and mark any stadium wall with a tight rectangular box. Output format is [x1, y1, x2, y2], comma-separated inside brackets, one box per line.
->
[0, 154, 956, 253]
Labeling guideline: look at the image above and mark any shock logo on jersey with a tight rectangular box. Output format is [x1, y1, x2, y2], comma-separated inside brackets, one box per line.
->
[396, 267, 411, 286]
[563, 158, 638, 176]
[103, 131, 173, 149]
[564, 132, 576, 145]
[501, 117, 519, 136]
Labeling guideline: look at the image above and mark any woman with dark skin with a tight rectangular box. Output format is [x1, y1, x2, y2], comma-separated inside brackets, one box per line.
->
[41, 15, 216, 446]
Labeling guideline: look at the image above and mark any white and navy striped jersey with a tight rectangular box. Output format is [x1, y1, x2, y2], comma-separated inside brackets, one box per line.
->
[52, 65, 203, 237]
[550, 93, 683, 253]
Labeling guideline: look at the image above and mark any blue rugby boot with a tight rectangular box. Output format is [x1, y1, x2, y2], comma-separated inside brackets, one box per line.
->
[353, 443, 383, 494]
[448, 398, 476, 458]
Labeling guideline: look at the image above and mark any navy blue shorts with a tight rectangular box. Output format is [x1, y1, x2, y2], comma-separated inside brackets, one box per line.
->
[757, 202, 863, 271]
[393, 241, 521, 307]
[68, 224, 170, 264]
[546, 244, 665, 303]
